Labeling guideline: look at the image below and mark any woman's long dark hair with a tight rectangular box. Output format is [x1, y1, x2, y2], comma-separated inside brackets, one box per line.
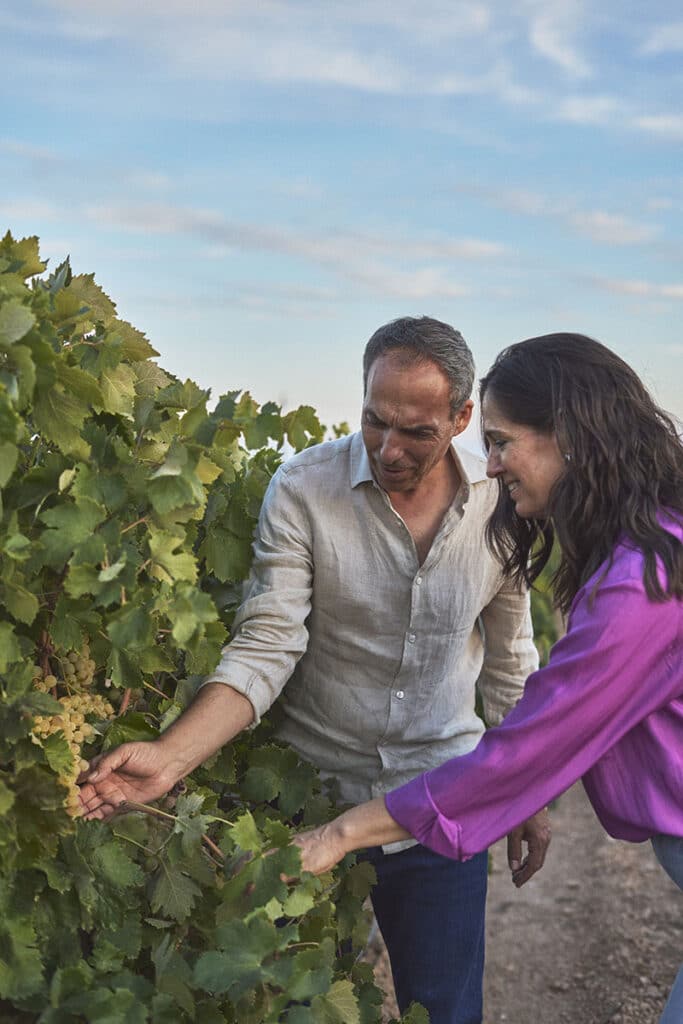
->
[480, 333, 683, 614]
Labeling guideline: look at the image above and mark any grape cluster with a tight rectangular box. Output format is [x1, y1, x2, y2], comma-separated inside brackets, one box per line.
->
[31, 641, 115, 817]
[33, 642, 97, 693]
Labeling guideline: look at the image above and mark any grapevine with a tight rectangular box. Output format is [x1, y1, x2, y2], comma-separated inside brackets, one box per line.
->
[0, 232, 428, 1023]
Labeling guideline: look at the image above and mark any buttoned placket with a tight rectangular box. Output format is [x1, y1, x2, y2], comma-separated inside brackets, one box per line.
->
[373, 486, 469, 781]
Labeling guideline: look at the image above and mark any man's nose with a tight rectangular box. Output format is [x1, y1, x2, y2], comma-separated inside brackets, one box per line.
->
[380, 430, 403, 463]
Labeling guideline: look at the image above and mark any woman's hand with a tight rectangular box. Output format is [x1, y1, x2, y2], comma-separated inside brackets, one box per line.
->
[292, 797, 411, 875]
[292, 823, 349, 875]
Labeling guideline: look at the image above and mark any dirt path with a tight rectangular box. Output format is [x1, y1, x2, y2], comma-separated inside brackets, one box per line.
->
[369, 782, 681, 1023]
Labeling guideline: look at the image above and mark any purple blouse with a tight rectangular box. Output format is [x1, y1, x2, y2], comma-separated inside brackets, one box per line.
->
[385, 521, 683, 860]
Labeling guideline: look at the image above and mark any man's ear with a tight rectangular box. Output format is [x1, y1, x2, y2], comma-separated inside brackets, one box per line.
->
[452, 399, 474, 437]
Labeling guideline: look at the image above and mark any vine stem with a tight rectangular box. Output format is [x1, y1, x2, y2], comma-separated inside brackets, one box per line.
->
[142, 679, 168, 699]
[123, 800, 226, 862]
[118, 688, 133, 716]
[121, 516, 148, 534]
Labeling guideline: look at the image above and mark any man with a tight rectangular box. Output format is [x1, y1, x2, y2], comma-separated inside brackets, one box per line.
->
[79, 317, 549, 1024]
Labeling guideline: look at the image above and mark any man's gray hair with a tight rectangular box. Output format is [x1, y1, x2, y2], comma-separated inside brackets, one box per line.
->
[363, 316, 475, 415]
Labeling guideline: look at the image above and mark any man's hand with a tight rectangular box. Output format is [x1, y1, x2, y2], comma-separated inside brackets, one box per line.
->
[78, 741, 178, 820]
[507, 808, 551, 887]
[78, 683, 255, 821]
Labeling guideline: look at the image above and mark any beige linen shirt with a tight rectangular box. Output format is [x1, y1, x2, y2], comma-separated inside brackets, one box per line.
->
[205, 431, 538, 817]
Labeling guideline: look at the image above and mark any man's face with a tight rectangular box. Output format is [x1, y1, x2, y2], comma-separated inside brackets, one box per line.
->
[361, 351, 473, 494]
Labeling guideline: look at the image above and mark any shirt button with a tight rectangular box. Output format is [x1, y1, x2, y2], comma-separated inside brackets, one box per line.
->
[408, 633, 416, 643]
[396, 690, 405, 700]
[415, 576, 423, 585]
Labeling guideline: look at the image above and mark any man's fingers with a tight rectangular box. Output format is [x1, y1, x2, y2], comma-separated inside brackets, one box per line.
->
[81, 748, 124, 783]
[512, 837, 548, 887]
[507, 827, 523, 872]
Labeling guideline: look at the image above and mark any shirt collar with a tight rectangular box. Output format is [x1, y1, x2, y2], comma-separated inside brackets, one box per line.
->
[349, 431, 488, 491]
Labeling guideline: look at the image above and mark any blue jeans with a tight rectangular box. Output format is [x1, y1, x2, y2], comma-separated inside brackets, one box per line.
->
[360, 843, 489, 1024]
[651, 835, 683, 1024]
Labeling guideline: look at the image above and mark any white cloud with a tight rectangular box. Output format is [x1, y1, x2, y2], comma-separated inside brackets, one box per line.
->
[0, 198, 62, 222]
[24, 1, 530, 106]
[633, 115, 683, 140]
[555, 94, 622, 125]
[591, 276, 683, 300]
[568, 210, 660, 246]
[639, 22, 683, 56]
[85, 200, 500, 299]
[459, 184, 660, 247]
[528, 1, 592, 78]
[0, 138, 62, 161]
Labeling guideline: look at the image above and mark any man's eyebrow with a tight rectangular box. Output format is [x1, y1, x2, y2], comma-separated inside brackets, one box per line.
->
[364, 408, 437, 433]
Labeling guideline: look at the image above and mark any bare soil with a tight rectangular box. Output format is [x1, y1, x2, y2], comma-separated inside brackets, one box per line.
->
[368, 782, 682, 1023]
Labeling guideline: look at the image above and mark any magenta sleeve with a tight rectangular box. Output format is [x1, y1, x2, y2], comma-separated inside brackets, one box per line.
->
[386, 556, 682, 860]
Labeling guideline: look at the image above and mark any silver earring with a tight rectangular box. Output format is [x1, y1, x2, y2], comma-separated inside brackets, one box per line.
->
[563, 452, 572, 463]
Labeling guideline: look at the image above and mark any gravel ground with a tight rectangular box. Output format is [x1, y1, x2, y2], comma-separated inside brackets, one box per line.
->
[368, 782, 681, 1023]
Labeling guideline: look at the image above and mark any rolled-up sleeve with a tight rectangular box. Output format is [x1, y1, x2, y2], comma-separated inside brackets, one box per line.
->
[201, 466, 313, 722]
[477, 576, 539, 726]
[386, 571, 682, 860]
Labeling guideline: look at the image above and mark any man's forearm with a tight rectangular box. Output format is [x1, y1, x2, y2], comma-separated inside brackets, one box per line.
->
[156, 682, 255, 782]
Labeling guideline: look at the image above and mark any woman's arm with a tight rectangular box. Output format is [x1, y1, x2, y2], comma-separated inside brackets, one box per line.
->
[294, 565, 680, 876]
[292, 797, 409, 874]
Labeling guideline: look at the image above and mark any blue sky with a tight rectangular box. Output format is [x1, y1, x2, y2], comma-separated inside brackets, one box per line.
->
[2, 1, 682, 434]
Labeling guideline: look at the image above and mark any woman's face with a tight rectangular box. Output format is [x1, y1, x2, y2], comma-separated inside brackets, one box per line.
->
[482, 393, 566, 518]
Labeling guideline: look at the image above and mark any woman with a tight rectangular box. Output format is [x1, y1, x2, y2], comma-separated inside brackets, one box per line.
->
[293, 333, 682, 1023]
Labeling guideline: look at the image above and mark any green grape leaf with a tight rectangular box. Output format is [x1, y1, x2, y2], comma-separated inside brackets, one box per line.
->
[32, 380, 90, 458]
[157, 378, 209, 411]
[283, 405, 325, 450]
[241, 762, 281, 803]
[242, 403, 284, 449]
[0, 440, 18, 486]
[311, 980, 360, 1024]
[112, 321, 159, 360]
[148, 528, 198, 584]
[0, 779, 15, 815]
[0, 621, 22, 671]
[398, 1004, 430, 1024]
[0, 914, 44, 1001]
[4, 342, 36, 409]
[229, 811, 262, 854]
[200, 525, 253, 582]
[0, 298, 35, 345]
[150, 865, 201, 923]
[40, 497, 106, 566]
[103, 713, 158, 748]
[161, 584, 218, 646]
[282, 878, 318, 918]
[99, 362, 137, 417]
[54, 360, 104, 406]
[285, 944, 335, 1002]
[277, 760, 317, 818]
[133, 359, 172, 399]
[0, 233, 46, 278]
[49, 594, 101, 651]
[343, 860, 377, 899]
[68, 273, 117, 325]
[194, 916, 278, 998]
[1, 577, 39, 624]
[92, 840, 145, 889]
[42, 732, 74, 776]
[107, 603, 154, 651]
